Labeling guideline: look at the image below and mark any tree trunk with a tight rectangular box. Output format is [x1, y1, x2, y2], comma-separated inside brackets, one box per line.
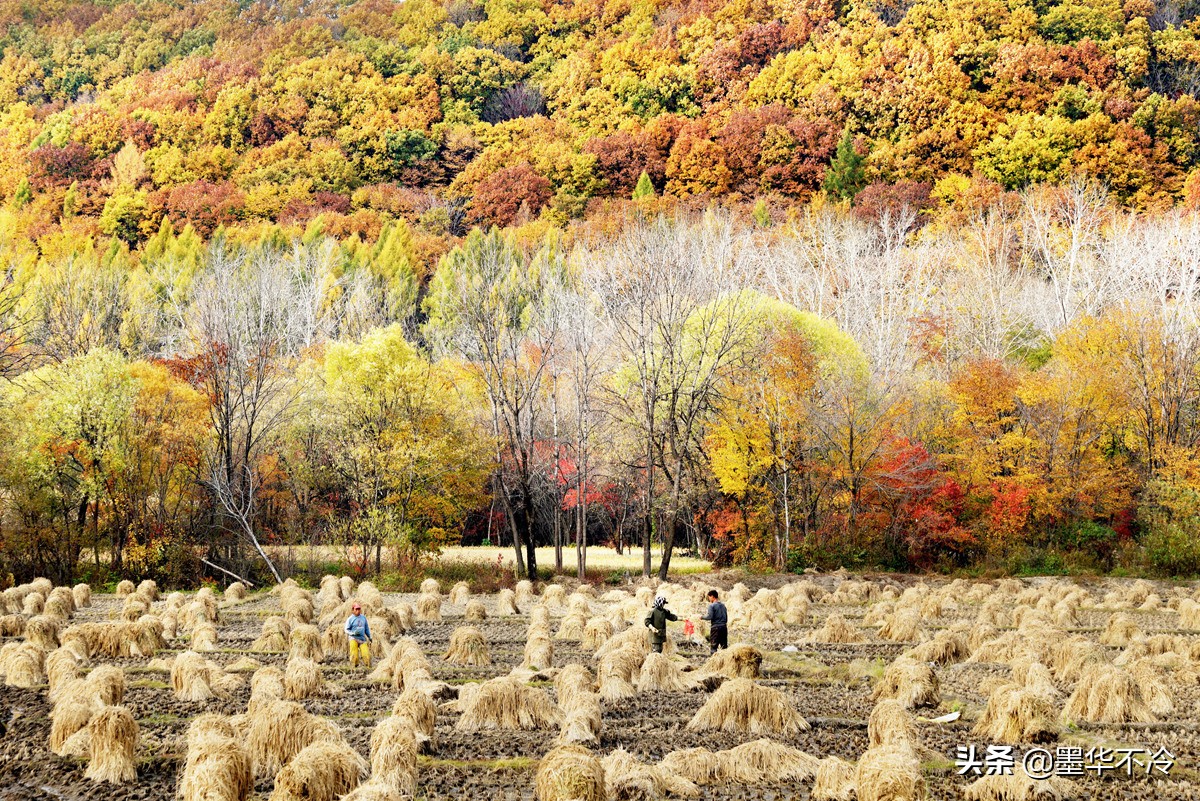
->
[658, 512, 678, 580]
[522, 487, 538, 578]
[577, 446, 587, 580]
[237, 514, 283, 585]
[553, 509, 563, 575]
[552, 380, 563, 574]
[657, 461, 684, 581]
[507, 481, 537, 578]
[643, 431, 654, 578]
[506, 502, 527, 578]
[782, 464, 791, 567]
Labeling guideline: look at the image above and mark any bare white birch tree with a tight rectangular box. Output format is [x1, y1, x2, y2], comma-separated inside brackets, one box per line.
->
[586, 213, 756, 579]
[185, 243, 332, 584]
[423, 229, 565, 578]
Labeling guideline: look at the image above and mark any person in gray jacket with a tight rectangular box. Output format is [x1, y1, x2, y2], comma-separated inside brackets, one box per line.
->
[701, 589, 728, 654]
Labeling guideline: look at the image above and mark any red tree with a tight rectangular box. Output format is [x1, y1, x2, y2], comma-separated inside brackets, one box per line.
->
[29, 142, 105, 191]
[160, 180, 246, 237]
[467, 163, 552, 227]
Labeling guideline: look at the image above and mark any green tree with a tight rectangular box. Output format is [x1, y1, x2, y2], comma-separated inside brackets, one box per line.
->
[632, 171, 655, 200]
[12, 177, 32, 209]
[823, 129, 866, 201]
[385, 129, 438, 174]
[364, 220, 420, 322]
[62, 181, 79, 218]
[2, 349, 138, 581]
[752, 198, 771, 227]
[99, 189, 151, 246]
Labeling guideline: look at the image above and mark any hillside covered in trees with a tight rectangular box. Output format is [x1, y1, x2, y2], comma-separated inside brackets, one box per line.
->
[4, 0, 1200, 240]
[3, 0, 1200, 587]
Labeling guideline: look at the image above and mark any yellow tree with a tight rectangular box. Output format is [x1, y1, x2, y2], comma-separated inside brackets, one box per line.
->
[1016, 316, 1134, 532]
[943, 358, 1041, 558]
[0, 350, 210, 582]
[705, 292, 868, 568]
[324, 325, 489, 574]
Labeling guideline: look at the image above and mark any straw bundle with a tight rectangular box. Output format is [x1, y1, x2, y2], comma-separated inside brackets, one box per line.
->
[601, 746, 700, 800]
[283, 657, 327, 700]
[878, 608, 924, 643]
[871, 658, 940, 709]
[812, 756, 857, 801]
[963, 767, 1079, 800]
[416, 593, 442, 621]
[252, 616, 291, 652]
[905, 629, 968, 665]
[392, 686, 438, 751]
[806, 614, 865, 643]
[515, 580, 536, 608]
[270, 739, 367, 801]
[178, 719, 253, 801]
[245, 699, 343, 779]
[536, 744, 606, 801]
[291, 623, 324, 662]
[855, 746, 925, 801]
[496, 588, 519, 615]
[369, 716, 419, 794]
[1062, 665, 1160, 724]
[636, 651, 692, 692]
[556, 610, 588, 641]
[696, 644, 762, 679]
[581, 618, 614, 652]
[444, 626, 492, 666]
[720, 739, 820, 783]
[454, 676, 561, 731]
[4, 641, 45, 687]
[597, 645, 643, 701]
[558, 691, 601, 745]
[973, 684, 1060, 743]
[85, 705, 138, 784]
[25, 614, 60, 650]
[687, 678, 808, 735]
[448, 581, 471, 606]
[191, 621, 218, 652]
[524, 626, 554, 670]
[867, 699, 916, 749]
[1099, 613, 1140, 647]
[464, 599, 488, 621]
[658, 748, 724, 786]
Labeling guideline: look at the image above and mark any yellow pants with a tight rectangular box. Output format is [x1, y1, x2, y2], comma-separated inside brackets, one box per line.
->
[349, 639, 371, 668]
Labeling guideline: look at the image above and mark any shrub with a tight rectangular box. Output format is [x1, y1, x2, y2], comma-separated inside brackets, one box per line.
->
[1139, 480, 1200, 576]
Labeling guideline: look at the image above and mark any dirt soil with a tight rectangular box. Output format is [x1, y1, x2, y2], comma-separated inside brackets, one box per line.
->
[2, 574, 1199, 800]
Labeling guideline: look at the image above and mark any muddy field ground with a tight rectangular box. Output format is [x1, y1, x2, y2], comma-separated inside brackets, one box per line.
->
[2, 573, 1199, 800]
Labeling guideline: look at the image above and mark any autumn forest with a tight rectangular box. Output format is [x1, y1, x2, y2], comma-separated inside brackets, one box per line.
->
[1, 0, 1200, 586]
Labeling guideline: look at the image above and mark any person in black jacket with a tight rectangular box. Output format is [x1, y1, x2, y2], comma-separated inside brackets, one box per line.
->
[701, 589, 728, 654]
[644, 595, 677, 653]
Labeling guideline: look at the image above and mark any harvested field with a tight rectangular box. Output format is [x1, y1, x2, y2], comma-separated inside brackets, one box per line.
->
[2, 573, 1199, 800]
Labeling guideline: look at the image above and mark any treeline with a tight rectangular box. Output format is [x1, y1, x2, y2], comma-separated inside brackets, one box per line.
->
[4, 0, 1200, 255]
[4, 187, 1200, 585]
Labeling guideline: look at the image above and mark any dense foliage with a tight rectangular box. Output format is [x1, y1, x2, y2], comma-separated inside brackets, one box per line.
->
[1, 191, 1199, 584]
[4, 0, 1200, 585]
[4, 0, 1200, 248]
